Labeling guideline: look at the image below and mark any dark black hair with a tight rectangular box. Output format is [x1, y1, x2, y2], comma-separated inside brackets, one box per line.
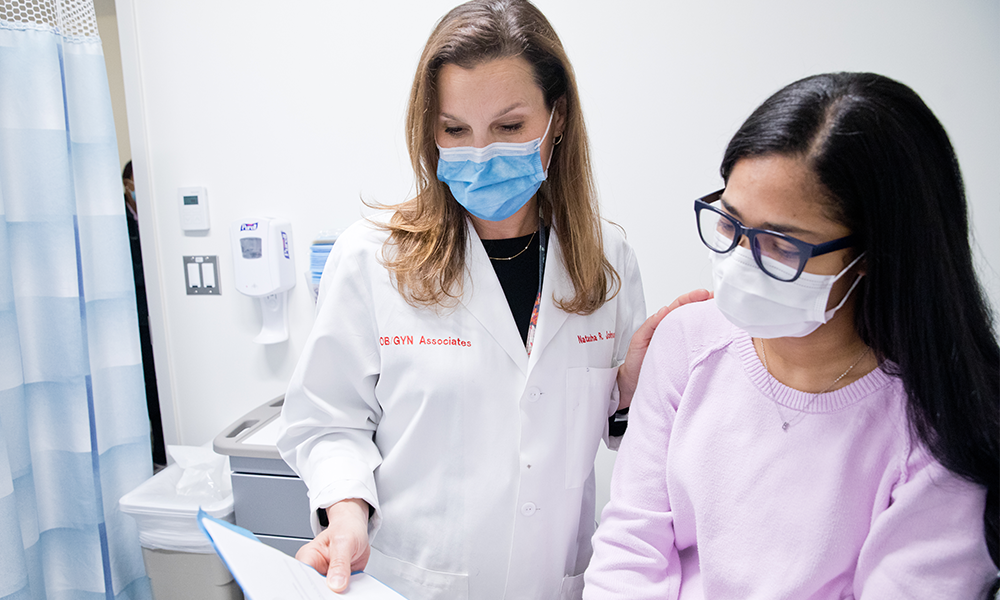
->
[721, 72, 999, 591]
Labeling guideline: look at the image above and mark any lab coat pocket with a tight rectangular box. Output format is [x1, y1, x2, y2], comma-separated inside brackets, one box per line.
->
[565, 366, 618, 489]
[366, 546, 469, 600]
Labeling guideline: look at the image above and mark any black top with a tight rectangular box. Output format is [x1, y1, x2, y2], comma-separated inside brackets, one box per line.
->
[481, 231, 541, 344]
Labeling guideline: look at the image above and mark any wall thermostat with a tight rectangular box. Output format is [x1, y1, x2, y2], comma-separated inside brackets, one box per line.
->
[178, 186, 210, 231]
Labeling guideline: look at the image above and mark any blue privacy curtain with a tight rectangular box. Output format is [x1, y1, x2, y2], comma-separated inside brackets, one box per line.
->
[0, 1, 153, 598]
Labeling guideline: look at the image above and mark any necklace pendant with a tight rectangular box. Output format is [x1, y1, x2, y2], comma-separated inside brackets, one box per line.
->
[782, 422, 790, 431]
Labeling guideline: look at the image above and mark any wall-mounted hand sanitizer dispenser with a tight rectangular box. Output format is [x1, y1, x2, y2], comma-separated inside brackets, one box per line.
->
[231, 218, 295, 344]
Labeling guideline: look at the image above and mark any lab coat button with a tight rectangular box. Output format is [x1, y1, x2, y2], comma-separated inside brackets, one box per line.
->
[527, 387, 542, 402]
[520, 502, 536, 516]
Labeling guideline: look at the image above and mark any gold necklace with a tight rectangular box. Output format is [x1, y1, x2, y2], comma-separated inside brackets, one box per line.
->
[758, 338, 871, 431]
[488, 230, 536, 261]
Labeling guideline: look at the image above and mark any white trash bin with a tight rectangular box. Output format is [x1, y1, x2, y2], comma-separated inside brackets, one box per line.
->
[120, 447, 243, 600]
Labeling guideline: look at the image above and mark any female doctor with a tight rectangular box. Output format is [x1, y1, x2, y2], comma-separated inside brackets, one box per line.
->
[276, 1, 705, 598]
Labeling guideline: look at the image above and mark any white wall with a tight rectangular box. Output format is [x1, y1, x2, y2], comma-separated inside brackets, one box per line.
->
[94, 0, 130, 171]
[115, 0, 999, 511]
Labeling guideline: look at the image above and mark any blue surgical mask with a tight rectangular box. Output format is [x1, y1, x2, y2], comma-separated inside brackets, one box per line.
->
[436, 110, 555, 222]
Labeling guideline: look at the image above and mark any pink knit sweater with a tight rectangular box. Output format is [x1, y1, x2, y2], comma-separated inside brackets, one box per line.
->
[584, 301, 995, 599]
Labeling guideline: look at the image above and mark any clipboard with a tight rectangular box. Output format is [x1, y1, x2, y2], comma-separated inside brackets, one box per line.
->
[197, 509, 406, 599]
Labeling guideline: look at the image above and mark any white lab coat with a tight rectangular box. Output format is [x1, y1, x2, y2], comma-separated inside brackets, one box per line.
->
[277, 214, 645, 600]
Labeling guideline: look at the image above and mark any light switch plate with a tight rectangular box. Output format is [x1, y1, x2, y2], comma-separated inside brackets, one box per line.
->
[183, 255, 221, 295]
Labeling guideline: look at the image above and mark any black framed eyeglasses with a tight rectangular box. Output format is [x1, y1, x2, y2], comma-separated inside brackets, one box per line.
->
[694, 189, 855, 282]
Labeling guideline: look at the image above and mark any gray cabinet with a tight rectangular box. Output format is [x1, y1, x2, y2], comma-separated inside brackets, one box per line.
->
[214, 396, 311, 557]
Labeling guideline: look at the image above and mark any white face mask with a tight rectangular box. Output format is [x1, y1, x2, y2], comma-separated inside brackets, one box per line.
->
[711, 246, 865, 338]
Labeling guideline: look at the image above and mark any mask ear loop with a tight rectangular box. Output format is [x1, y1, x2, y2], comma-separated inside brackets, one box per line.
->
[541, 108, 556, 177]
[821, 252, 866, 320]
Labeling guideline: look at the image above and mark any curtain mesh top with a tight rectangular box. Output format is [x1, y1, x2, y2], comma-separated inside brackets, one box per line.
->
[1, 0, 99, 38]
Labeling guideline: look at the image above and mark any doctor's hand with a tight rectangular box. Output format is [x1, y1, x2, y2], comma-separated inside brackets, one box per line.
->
[296, 498, 371, 594]
[616, 289, 713, 411]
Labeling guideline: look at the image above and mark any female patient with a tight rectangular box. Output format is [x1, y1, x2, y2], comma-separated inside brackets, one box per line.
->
[584, 72, 998, 599]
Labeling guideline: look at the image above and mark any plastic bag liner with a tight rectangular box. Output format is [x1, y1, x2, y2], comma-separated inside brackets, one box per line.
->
[168, 445, 232, 500]
[120, 445, 234, 553]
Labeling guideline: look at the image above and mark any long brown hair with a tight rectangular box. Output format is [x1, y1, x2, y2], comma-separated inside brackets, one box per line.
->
[373, 0, 618, 314]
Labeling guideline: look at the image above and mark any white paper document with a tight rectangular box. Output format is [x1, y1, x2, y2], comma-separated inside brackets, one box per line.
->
[197, 510, 406, 599]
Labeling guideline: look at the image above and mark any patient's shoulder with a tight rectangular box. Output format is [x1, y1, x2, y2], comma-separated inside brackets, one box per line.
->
[653, 299, 737, 360]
